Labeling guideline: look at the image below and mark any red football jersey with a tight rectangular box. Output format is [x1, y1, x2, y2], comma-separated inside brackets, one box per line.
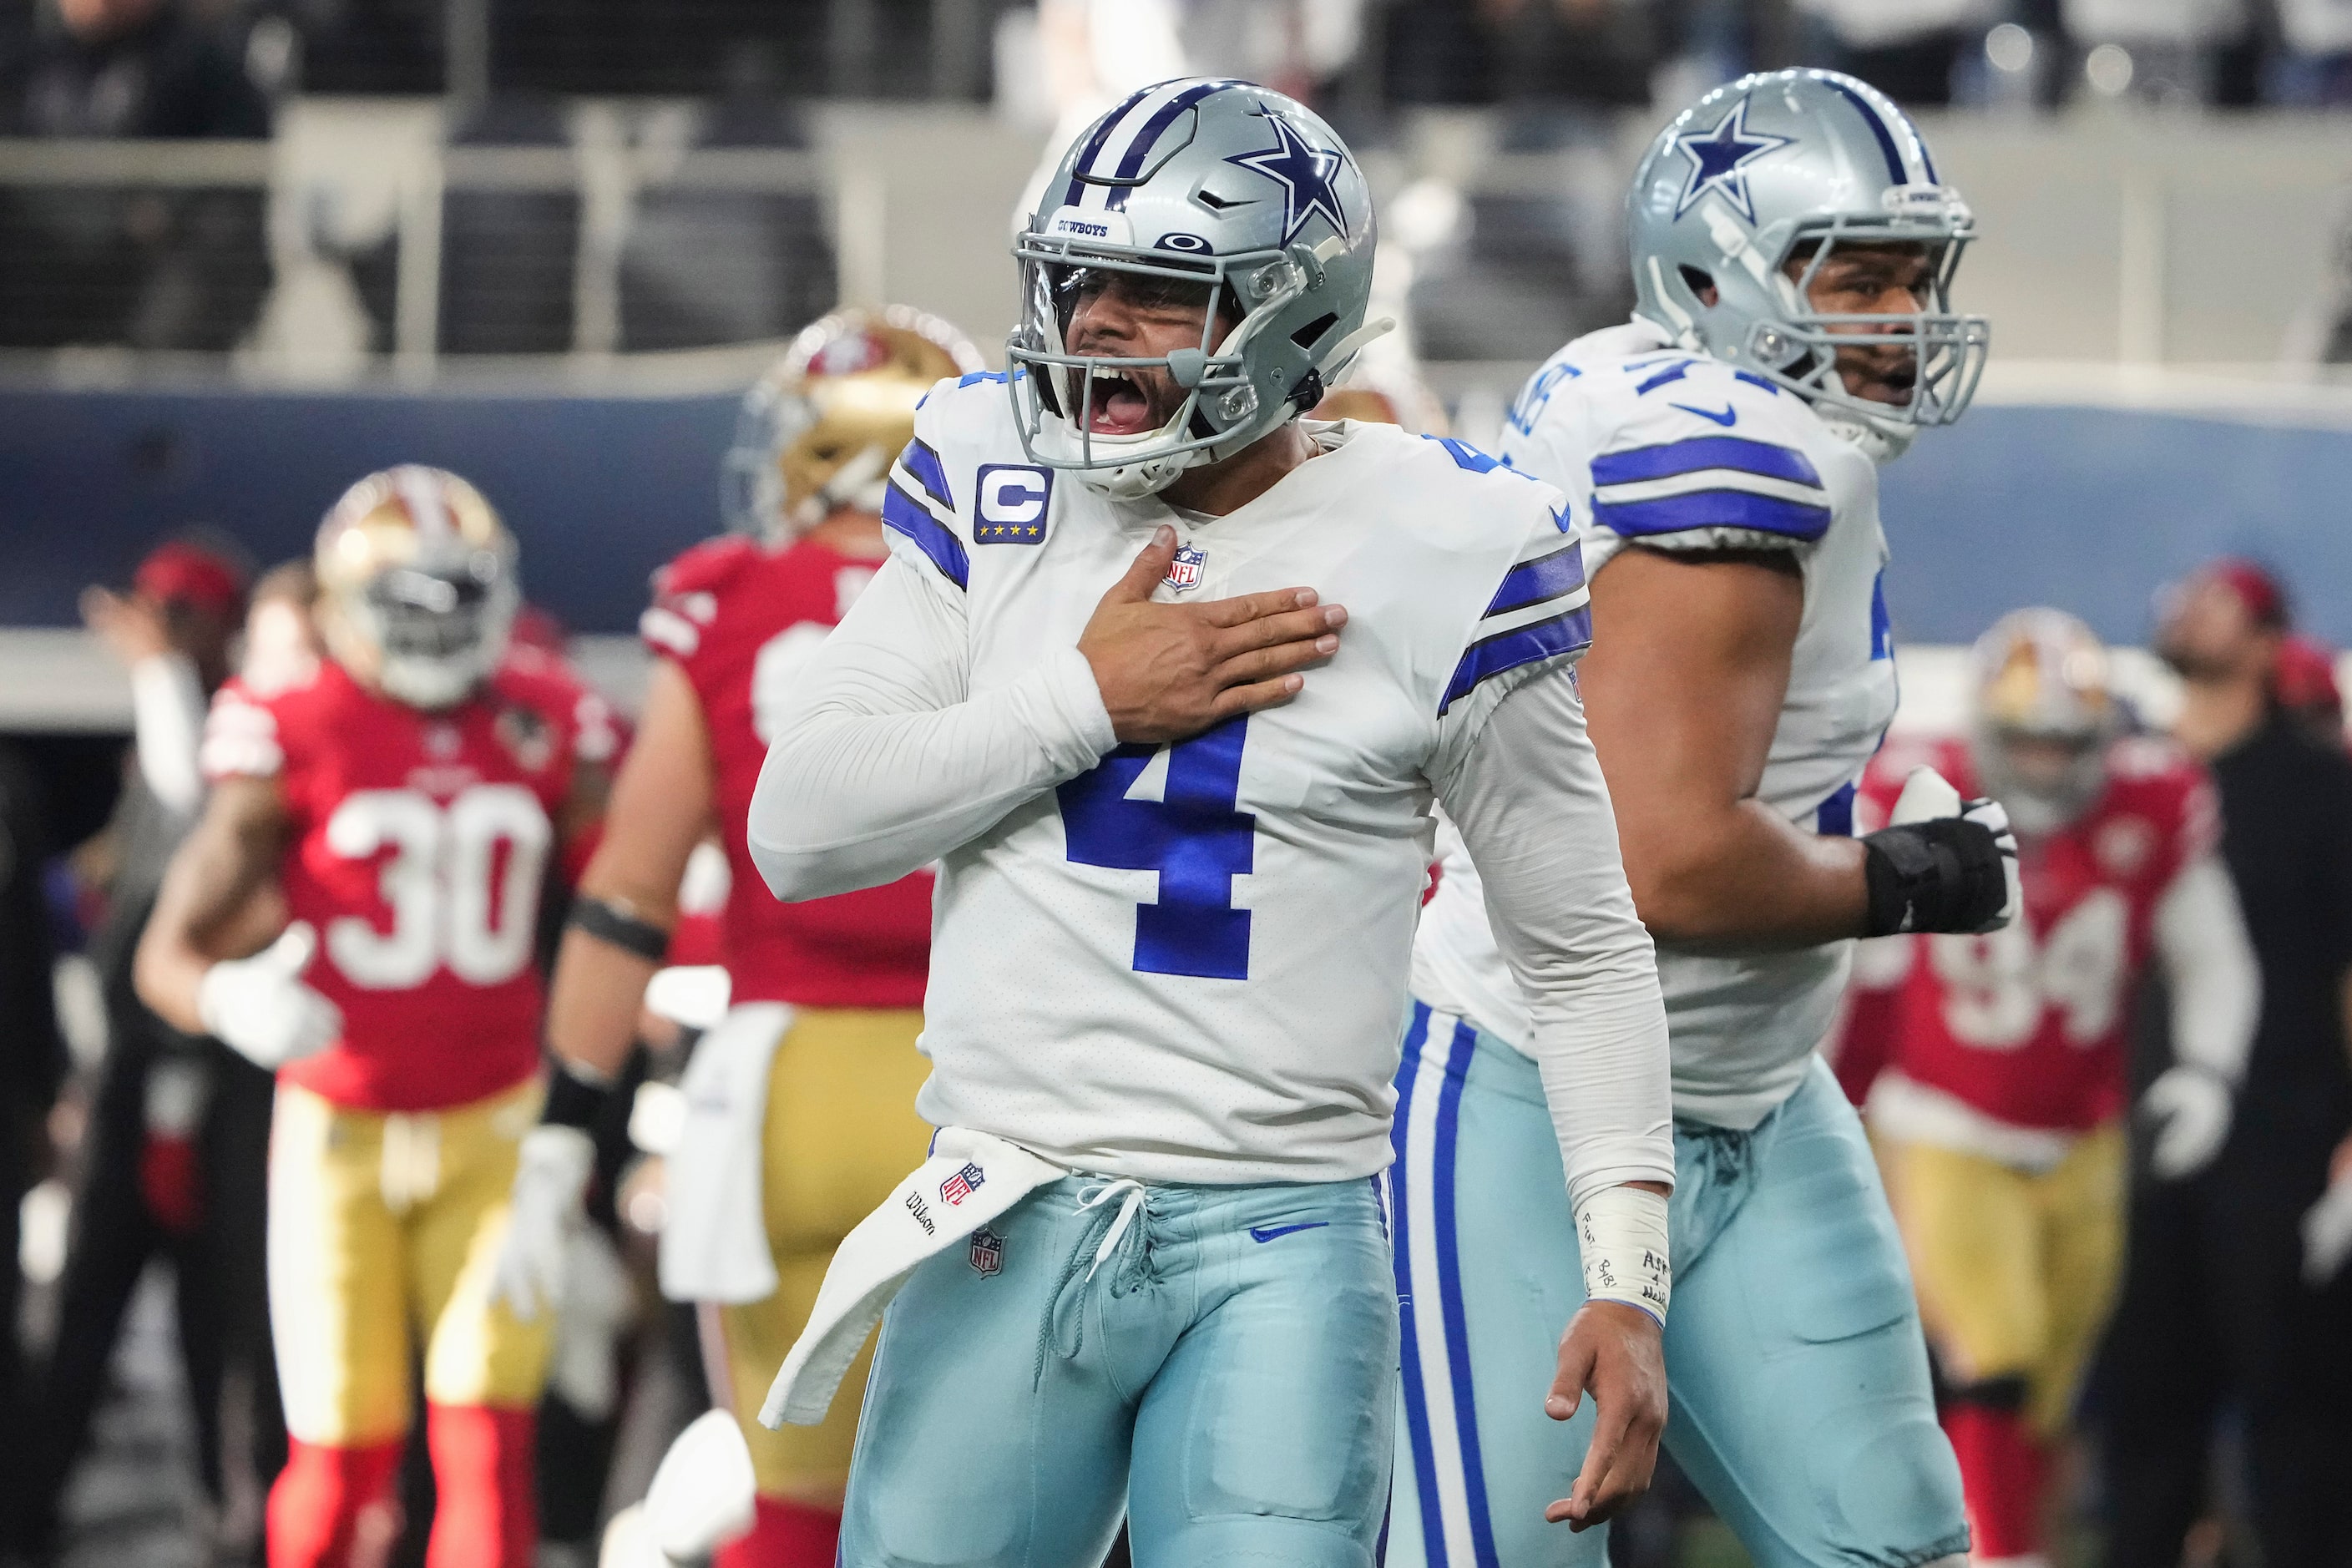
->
[1844, 733, 2218, 1132]
[641, 534, 931, 1007]
[200, 657, 589, 1111]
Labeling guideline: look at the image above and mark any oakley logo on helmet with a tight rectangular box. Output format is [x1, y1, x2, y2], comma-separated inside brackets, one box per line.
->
[1671, 97, 1793, 223]
[1156, 232, 1211, 253]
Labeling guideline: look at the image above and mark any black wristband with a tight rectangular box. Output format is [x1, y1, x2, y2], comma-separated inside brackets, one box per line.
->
[568, 893, 670, 963]
[1860, 818, 2007, 937]
[542, 1057, 614, 1130]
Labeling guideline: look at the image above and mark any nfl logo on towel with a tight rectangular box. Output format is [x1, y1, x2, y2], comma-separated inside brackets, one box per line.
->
[1164, 544, 1206, 593]
[940, 1162, 986, 1206]
[969, 1227, 1004, 1277]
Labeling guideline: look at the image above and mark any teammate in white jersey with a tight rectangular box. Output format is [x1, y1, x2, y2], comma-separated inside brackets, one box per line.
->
[1397, 71, 2021, 1568]
[741, 80, 1676, 1567]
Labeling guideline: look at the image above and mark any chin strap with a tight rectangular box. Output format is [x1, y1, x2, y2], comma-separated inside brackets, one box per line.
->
[1315, 316, 1396, 380]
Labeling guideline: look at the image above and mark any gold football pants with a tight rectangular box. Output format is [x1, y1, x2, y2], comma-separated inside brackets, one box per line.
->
[701, 1006, 933, 1504]
[268, 1077, 553, 1445]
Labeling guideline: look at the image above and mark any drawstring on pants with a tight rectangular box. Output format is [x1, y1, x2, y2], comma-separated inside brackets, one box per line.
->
[1036, 1177, 1151, 1388]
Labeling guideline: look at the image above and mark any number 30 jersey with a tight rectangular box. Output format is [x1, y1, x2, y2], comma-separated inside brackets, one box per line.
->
[640, 534, 932, 1007]
[792, 375, 1595, 1186]
[201, 657, 596, 1111]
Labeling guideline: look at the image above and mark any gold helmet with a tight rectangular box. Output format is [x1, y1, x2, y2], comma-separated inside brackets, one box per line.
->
[721, 306, 987, 541]
[314, 465, 519, 711]
[1970, 607, 2121, 835]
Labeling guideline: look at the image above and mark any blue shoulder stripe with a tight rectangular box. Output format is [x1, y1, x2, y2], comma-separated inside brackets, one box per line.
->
[1591, 436, 1822, 489]
[1425, 434, 1502, 473]
[1485, 539, 1585, 619]
[957, 369, 1009, 388]
[1440, 606, 1591, 714]
[1593, 488, 1831, 543]
[881, 482, 969, 589]
[899, 438, 954, 512]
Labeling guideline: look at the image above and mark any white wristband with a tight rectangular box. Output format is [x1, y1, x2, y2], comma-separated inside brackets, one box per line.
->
[1577, 1185, 1671, 1326]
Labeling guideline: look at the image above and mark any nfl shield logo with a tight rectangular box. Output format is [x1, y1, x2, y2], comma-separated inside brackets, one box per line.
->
[1164, 544, 1206, 594]
[939, 1161, 986, 1206]
[969, 1226, 1004, 1277]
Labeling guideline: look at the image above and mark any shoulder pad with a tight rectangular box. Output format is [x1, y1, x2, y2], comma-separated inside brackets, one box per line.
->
[655, 534, 761, 599]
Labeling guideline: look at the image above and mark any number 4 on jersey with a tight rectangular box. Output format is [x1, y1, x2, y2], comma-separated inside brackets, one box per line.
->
[1058, 716, 1255, 980]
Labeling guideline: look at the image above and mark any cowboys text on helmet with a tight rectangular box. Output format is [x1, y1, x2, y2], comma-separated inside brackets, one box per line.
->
[1628, 68, 1989, 455]
[721, 306, 986, 541]
[314, 465, 519, 711]
[1008, 78, 1391, 498]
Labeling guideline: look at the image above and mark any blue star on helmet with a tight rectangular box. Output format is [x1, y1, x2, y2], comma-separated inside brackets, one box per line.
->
[1672, 97, 1793, 224]
[1224, 114, 1349, 245]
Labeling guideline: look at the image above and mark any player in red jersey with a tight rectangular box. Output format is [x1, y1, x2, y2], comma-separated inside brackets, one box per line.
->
[490, 306, 983, 1568]
[135, 467, 612, 1568]
[1838, 609, 2261, 1568]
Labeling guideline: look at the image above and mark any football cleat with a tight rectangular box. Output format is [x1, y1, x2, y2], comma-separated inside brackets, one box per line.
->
[313, 464, 518, 711]
[721, 306, 985, 542]
[1969, 607, 2122, 836]
[1628, 69, 1989, 449]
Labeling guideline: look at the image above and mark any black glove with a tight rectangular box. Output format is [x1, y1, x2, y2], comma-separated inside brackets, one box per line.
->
[1861, 803, 2016, 937]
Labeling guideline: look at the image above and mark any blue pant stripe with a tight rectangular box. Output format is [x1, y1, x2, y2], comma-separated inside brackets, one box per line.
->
[1431, 1019, 1502, 1568]
[1390, 1002, 1452, 1567]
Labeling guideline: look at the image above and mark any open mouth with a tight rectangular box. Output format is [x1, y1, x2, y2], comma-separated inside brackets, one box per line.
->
[1085, 372, 1161, 436]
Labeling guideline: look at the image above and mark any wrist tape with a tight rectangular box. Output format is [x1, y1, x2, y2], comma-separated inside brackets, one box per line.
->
[541, 1056, 615, 1130]
[1860, 818, 2006, 937]
[1577, 1185, 1671, 1326]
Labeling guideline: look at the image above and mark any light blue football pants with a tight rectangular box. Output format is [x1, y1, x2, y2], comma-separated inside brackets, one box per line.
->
[839, 1171, 1397, 1567]
[1387, 1003, 1969, 1568]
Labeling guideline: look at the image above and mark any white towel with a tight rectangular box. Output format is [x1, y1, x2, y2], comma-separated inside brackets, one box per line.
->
[659, 1002, 792, 1304]
[760, 1127, 1064, 1429]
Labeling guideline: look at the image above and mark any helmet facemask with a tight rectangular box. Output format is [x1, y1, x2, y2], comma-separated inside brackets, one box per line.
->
[346, 545, 518, 711]
[1969, 609, 2119, 837]
[1010, 230, 1360, 499]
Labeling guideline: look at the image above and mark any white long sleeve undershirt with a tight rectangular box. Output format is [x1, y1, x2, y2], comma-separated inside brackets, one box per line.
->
[746, 556, 1674, 1206]
[2153, 852, 2260, 1084]
[130, 651, 208, 817]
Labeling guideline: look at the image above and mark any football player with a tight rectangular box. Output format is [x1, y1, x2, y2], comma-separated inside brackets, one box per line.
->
[743, 78, 1677, 1565]
[1402, 71, 2020, 1567]
[488, 306, 984, 1568]
[1838, 609, 2258, 1568]
[134, 468, 612, 1568]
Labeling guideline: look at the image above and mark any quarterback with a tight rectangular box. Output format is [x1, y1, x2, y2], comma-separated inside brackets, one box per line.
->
[489, 306, 984, 1568]
[1402, 71, 2018, 1567]
[136, 468, 613, 1568]
[746, 79, 1675, 1565]
[1842, 610, 2257, 1568]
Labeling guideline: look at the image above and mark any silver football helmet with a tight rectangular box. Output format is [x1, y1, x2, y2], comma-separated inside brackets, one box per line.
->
[1628, 69, 1988, 447]
[1008, 78, 1388, 498]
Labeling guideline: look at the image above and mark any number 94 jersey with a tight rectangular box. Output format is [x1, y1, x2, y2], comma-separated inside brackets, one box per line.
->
[200, 656, 599, 1112]
[1846, 733, 2217, 1136]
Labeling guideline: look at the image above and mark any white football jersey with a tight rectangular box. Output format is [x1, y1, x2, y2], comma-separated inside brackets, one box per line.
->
[876, 374, 1590, 1184]
[1414, 321, 1898, 1128]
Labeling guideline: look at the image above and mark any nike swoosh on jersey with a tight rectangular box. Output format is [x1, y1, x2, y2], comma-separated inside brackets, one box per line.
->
[1247, 1221, 1330, 1243]
[1670, 402, 1738, 427]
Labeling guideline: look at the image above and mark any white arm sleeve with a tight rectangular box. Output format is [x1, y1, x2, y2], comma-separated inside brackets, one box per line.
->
[2153, 852, 2261, 1084]
[131, 652, 207, 816]
[746, 557, 1117, 902]
[1436, 665, 1676, 1211]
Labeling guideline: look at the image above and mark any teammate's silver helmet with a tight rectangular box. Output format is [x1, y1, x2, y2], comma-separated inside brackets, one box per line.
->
[1009, 78, 1385, 498]
[1628, 70, 1988, 439]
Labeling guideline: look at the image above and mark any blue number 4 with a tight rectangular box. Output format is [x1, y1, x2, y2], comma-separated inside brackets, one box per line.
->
[1057, 716, 1255, 980]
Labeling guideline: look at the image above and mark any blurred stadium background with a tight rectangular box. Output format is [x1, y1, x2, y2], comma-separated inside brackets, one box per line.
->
[4, 1, 2352, 1564]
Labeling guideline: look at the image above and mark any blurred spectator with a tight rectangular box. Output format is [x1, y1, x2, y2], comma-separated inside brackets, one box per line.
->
[0, 742, 67, 1556]
[2276, 634, 2347, 744]
[19, 539, 287, 1565]
[8, 0, 270, 139]
[0, 0, 275, 351]
[2096, 559, 2352, 1568]
[1482, 0, 1667, 118]
[1793, 0, 1996, 104]
[2061, 0, 2257, 104]
[2273, 0, 2352, 102]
